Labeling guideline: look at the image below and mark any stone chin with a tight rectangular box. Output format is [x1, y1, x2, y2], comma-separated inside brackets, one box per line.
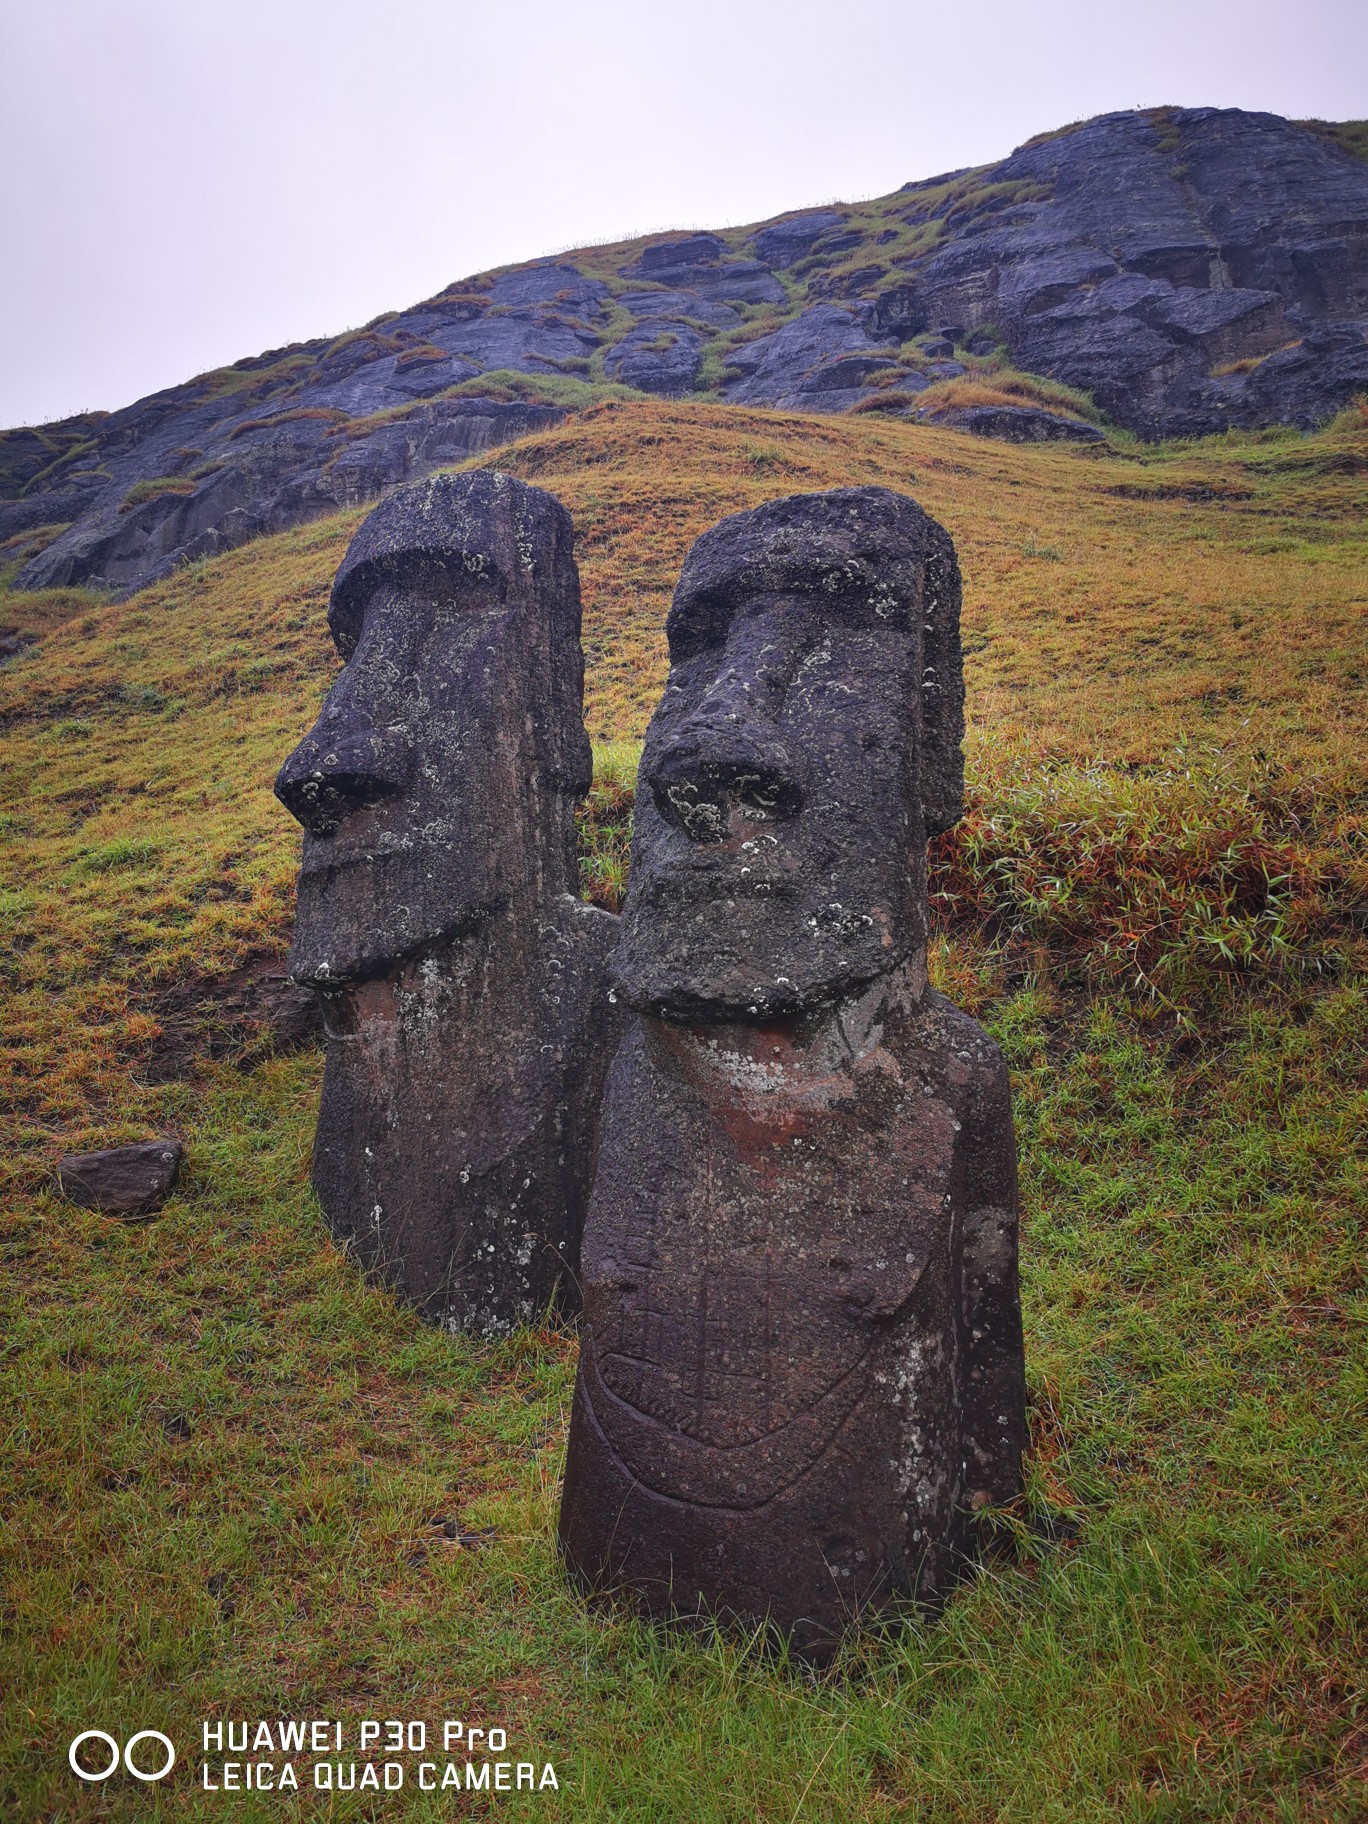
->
[613, 848, 914, 1020]
[611, 910, 911, 1023]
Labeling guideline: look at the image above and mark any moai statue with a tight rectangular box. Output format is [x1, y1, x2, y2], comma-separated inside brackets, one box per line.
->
[275, 470, 623, 1333]
[559, 487, 1026, 1658]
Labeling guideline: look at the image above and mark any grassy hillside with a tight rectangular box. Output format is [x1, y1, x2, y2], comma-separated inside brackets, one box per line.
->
[1, 402, 1365, 1819]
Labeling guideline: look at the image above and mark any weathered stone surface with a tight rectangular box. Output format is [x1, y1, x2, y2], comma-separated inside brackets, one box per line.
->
[317, 399, 565, 507]
[1238, 319, 1368, 428]
[926, 403, 1105, 442]
[622, 235, 787, 305]
[487, 264, 610, 312]
[697, 260, 788, 306]
[906, 107, 1368, 437]
[275, 470, 623, 1331]
[604, 319, 705, 395]
[723, 305, 894, 407]
[23, 398, 565, 594]
[753, 210, 846, 267]
[293, 353, 482, 415]
[0, 476, 103, 543]
[58, 1140, 183, 1217]
[623, 234, 728, 280]
[799, 353, 896, 391]
[560, 488, 1026, 1657]
[423, 308, 601, 371]
[867, 284, 929, 340]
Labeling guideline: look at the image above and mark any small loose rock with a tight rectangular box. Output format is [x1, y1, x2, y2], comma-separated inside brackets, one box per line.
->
[57, 1139, 183, 1217]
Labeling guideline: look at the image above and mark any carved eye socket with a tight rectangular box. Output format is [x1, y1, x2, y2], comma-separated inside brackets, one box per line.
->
[665, 575, 734, 659]
[668, 619, 724, 666]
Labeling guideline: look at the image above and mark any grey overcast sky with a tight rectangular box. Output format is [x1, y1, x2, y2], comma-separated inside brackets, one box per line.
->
[2, 0, 1365, 427]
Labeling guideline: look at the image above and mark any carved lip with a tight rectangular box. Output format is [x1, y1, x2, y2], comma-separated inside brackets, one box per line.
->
[632, 858, 800, 906]
[297, 829, 431, 877]
[288, 906, 500, 988]
[617, 967, 887, 1026]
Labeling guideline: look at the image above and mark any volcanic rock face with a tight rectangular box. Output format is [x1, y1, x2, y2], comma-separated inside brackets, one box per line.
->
[933, 404, 1106, 443]
[910, 109, 1368, 438]
[753, 210, 848, 267]
[623, 233, 788, 305]
[559, 488, 1027, 1658]
[7, 107, 1366, 596]
[605, 319, 705, 395]
[723, 305, 892, 411]
[275, 470, 623, 1333]
[15, 393, 565, 596]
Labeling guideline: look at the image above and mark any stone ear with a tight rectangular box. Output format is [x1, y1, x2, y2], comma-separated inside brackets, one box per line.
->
[919, 524, 965, 839]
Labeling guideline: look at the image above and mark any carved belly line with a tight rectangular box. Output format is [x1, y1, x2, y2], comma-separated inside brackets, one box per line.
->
[580, 1332, 872, 1511]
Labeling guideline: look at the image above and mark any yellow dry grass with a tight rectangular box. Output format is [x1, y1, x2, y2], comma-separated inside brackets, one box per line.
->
[491, 400, 1367, 769]
[1, 400, 1364, 1166]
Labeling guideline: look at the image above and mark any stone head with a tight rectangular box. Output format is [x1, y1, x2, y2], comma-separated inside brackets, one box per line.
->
[276, 469, 592, 985]
[614, 486, 963, 1020]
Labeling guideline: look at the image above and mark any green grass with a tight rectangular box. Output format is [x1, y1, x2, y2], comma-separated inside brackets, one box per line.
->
[4, 959, 1362, 1819]
[445, 369, 642, 410]
[0, 399, 1365, 1819]
[576, 742, 638, 911]
[1297, 118, 1368, 166]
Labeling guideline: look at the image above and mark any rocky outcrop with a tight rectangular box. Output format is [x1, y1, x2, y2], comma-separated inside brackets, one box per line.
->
[907, 108, 1368, 438]
[623, 234, 787, 305]
[5, 107, 1365, 596]
[605, 319, 705, 395]
[753, 210, 847, 267]
[724, 305, 890, 409]
[22, 396, 564, 594]
[615, 289, 741, 329]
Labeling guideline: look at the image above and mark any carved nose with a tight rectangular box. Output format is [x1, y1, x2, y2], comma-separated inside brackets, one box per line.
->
[648, 727, 803, 844]
[274, 726, 410, 836]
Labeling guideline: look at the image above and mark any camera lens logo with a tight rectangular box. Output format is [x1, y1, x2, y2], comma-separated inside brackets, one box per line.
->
[69, 1730, 176, 1783]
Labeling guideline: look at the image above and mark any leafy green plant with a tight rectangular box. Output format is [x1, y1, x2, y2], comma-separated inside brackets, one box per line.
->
[577, 743, 639, 910]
